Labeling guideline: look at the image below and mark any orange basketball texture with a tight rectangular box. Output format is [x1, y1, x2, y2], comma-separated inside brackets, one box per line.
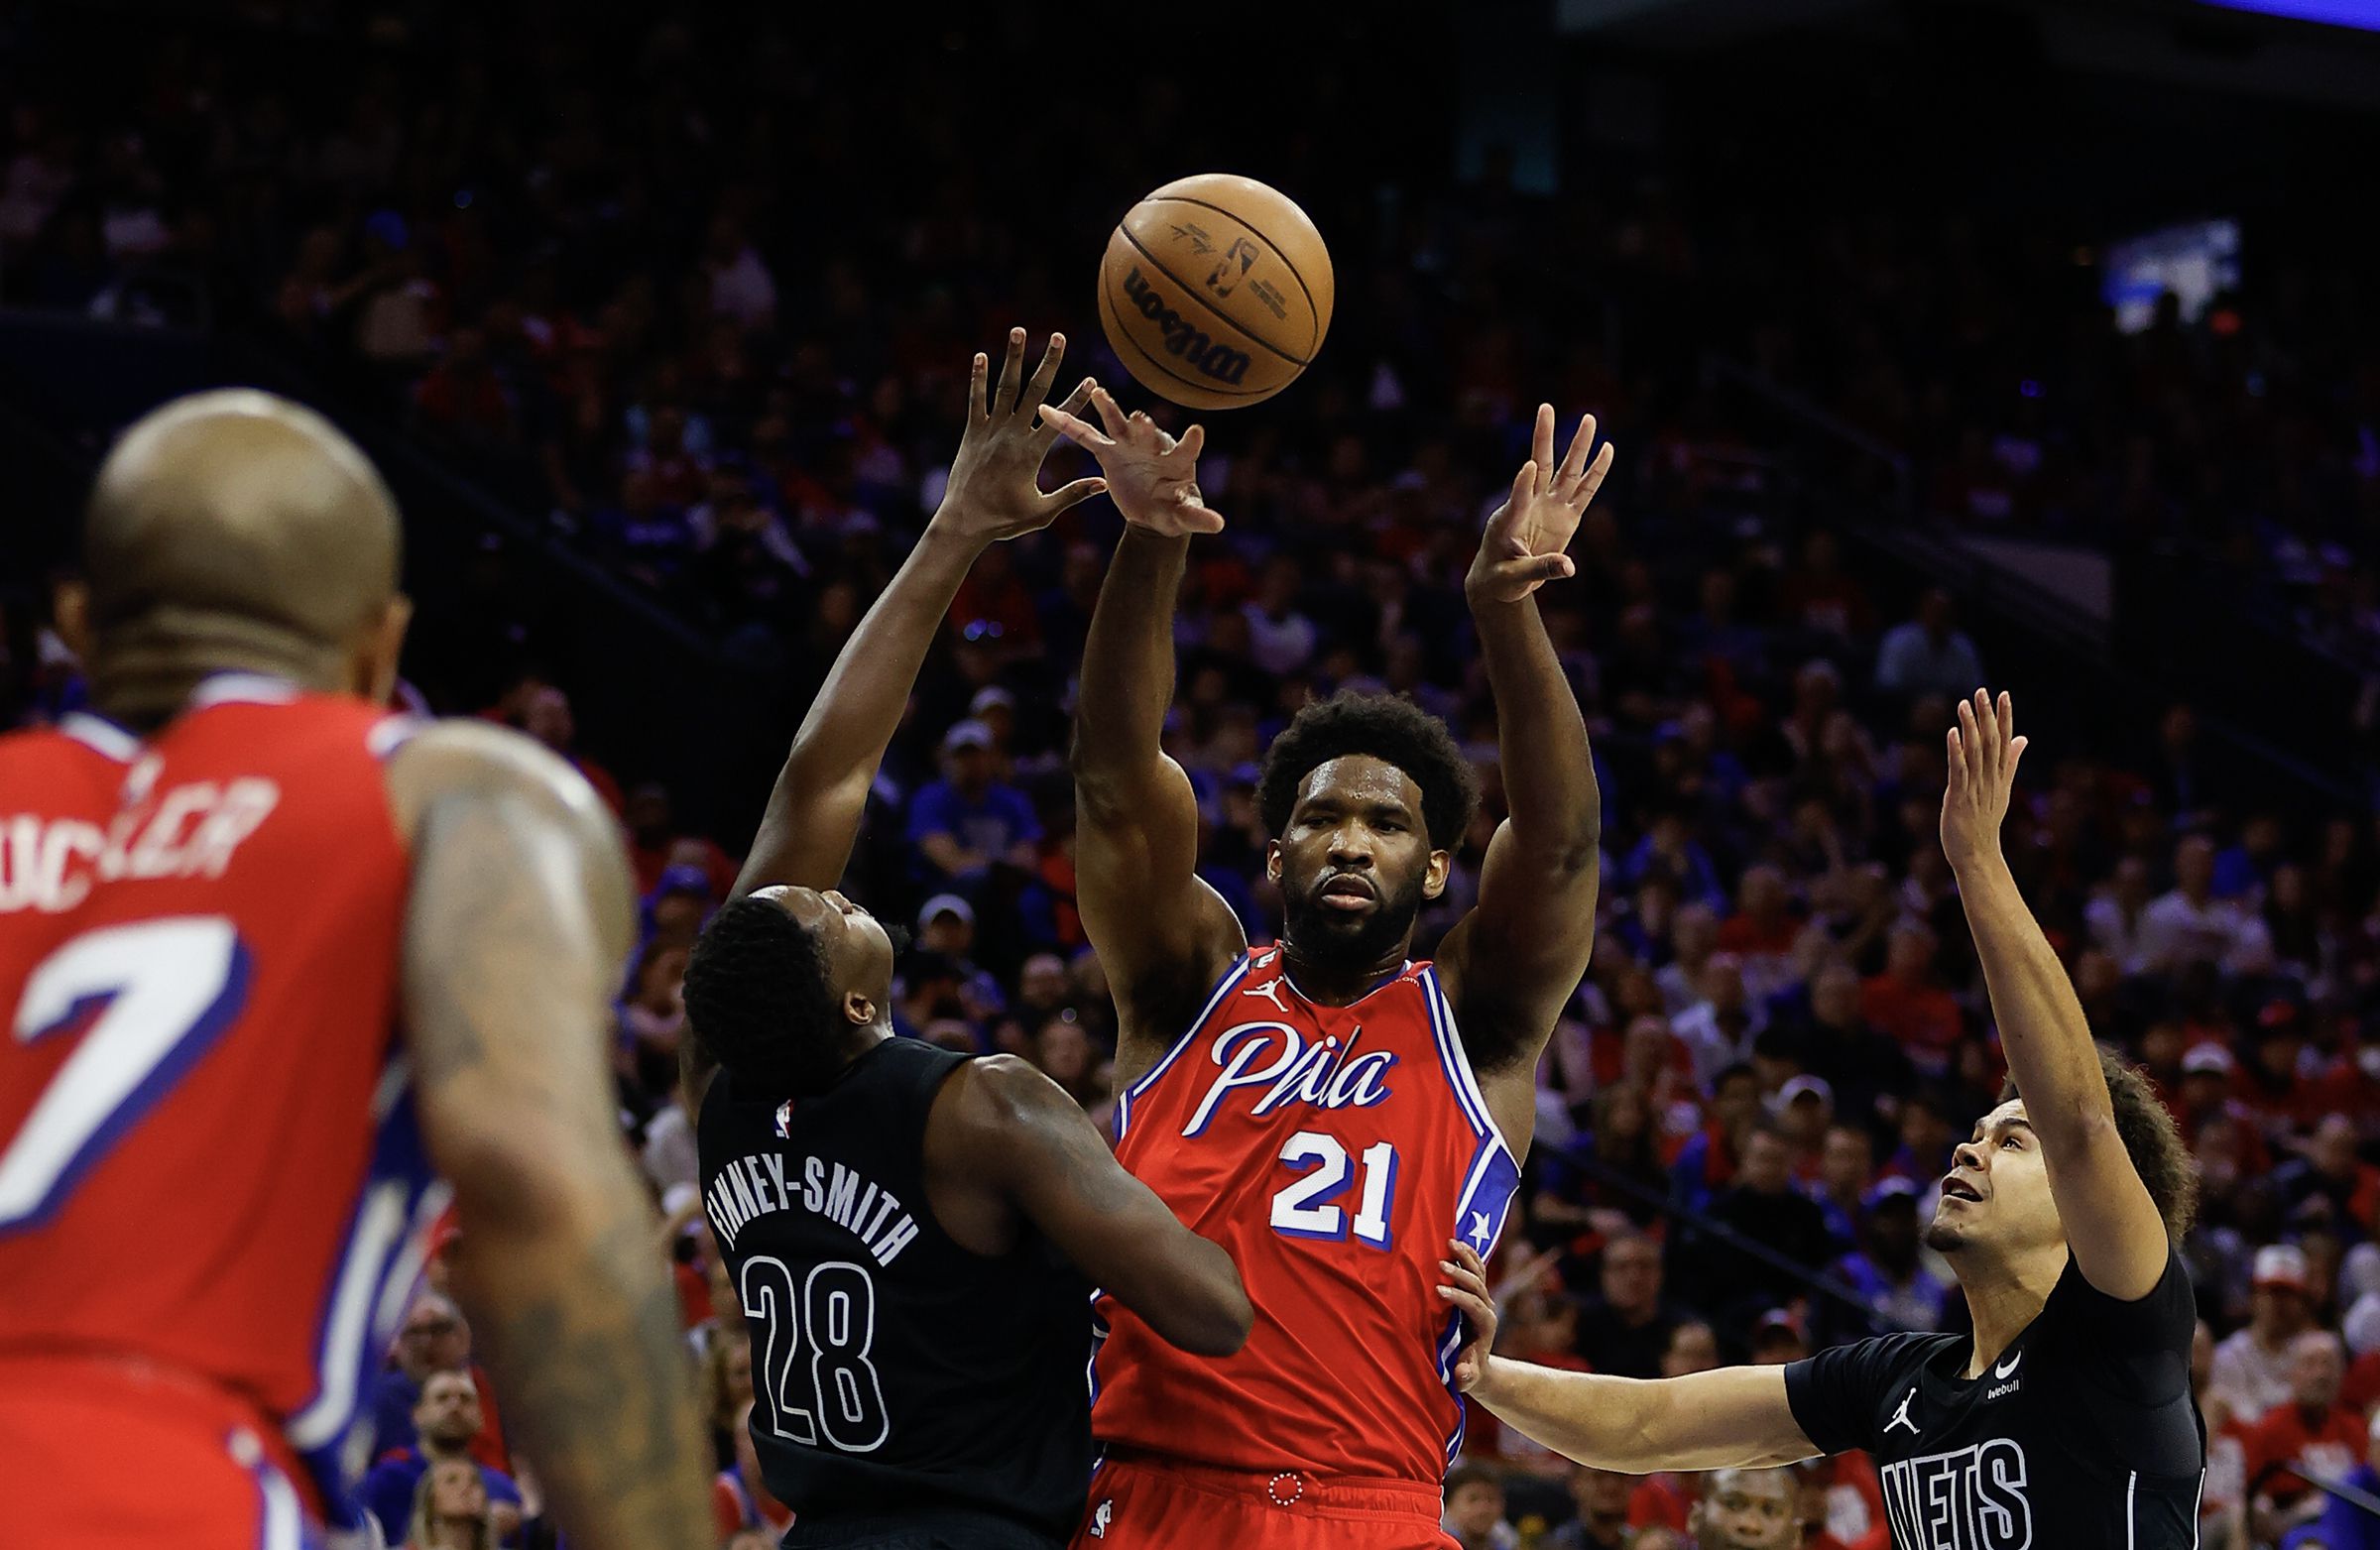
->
[1097, 174, 1334, 411]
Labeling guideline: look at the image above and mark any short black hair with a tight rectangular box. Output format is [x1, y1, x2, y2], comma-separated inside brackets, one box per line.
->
[1257, 690, 1481, 851]
[683, 895, 842, 1100]
[2002, 1047, 2200, 1241]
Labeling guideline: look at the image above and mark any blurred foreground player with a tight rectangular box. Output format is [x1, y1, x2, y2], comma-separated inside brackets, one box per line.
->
[1044, 394, 1609, 1548]
[0, 393, 713, 1549]
[682, 333, 1251, 1550]
[1442, 693, 2204, 1548]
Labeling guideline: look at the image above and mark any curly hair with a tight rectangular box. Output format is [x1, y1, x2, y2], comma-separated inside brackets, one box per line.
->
[1256, 690, 1481, 851]
[2003, 1046, 2200, 1241]
[683, 894, 842, 1100]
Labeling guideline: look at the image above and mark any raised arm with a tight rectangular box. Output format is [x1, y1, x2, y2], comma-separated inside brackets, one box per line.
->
[1438, 1243, 1812, 1470]
[931, 1054, 1252, 1356]
[1436, 408, 1609, 1105]
[1943, 690, 2170, 1299]
[388, 723, 712, 1550]
[1041, 391, 1245, 1078]
[733, 329, 1102, 899]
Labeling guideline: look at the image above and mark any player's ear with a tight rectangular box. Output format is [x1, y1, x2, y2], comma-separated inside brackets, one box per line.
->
[351, 594, 413, 707]
[1423, 849, 1451, 901]
[841, 991, 875, 1027]
[1264, 839, 1282, 884]
[53, 578, 92, 664]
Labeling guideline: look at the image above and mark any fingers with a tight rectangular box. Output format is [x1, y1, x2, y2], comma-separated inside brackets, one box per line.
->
[1036, 403, 1113, 450]
[1530, 402, 1556, 482]
[2008, 733, 2030, 783]
[1557, 413, 1599, 486]
[1175, 422, 1206, 461]
[1038, 476, 1109, 518]
[1954, 697, 1978, 790]
[1490, 460, 1536, 537]
[993, 326, 1028, 414]
[1435, 1269, 1494, 1325]
[1971, 689, 2000, 787]
[1019, 331, 1068, 415]
[1089, 385, 1132, 441]
[1576, 439, 1615, 506]
[1945, 726, 1965, 792]
[968, 351, 990, 422]
[1175, 494, 1227, 535]
[1452, 1240, 1488, 1279]
[1033, 378, 1099, 449]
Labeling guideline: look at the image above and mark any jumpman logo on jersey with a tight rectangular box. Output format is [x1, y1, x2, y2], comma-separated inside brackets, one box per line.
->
[1885, 1387, 1920, 1437]
[1245, 978, 1290, 1013]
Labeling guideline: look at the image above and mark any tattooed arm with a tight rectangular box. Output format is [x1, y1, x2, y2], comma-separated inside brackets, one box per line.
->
[387, 723, 713, 1550]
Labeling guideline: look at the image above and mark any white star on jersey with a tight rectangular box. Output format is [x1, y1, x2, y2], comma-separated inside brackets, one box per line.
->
[1466, 1211, 1493, 1251]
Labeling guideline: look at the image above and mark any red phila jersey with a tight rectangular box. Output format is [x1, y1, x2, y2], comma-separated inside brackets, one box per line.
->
[0, 677, 444, 1506]
[1092, 946, 1519, 1483]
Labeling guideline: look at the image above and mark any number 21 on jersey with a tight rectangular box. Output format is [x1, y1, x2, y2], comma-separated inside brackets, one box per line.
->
[1270, 1131, 1397, 1250]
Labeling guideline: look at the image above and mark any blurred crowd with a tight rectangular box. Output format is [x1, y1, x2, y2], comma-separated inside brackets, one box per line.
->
[5, 7, 2380, 1550]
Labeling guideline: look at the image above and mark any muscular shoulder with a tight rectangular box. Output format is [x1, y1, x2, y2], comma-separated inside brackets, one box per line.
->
[944, 1054, 1071, 1133]
[383, 719, 616, 843]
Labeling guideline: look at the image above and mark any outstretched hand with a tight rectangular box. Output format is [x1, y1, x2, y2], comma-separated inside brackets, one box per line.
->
[1468, 404, 1613, 606]
[1437, 1240, 1499, 1393]
[1037, 387, 1224, 537]
[931, 328, 1108, 545]
[1942, 688, 2028, 873]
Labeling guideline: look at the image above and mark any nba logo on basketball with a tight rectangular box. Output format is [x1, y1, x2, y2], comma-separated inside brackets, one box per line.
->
[774, 1101, 792, 1139]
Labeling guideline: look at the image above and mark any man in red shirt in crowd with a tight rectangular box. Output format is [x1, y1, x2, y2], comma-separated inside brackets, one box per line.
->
[1859, 919, 1963, 1077]
[2244, 1329, 2365, 1544]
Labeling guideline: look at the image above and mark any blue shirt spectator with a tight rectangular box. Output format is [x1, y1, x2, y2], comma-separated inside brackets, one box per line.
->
[907, 719, 1043, 888]
[362, 1371, 524, 1545]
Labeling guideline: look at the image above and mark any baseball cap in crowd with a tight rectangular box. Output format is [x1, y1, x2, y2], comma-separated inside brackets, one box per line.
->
[969, 687, 1016, 717]
[1863, 1175, 1921, 1213]
[654, 864, 711, 899]
[1776, 1075, 1835, 1113]
[943, 719, 995, 754]
[2181, 1043, 2236, 1077]
[2253, 1244, 2311, 1293]
[918, 894, 975, 931]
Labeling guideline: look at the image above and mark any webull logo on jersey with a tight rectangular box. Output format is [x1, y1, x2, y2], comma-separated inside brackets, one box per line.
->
[1878, 1440, 2032, 1550]
[1182, 1020, 1397, 1136]
[1120, 266, 1253, 387]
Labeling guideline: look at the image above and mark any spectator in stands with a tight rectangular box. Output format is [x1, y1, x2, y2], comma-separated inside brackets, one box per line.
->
[371, 1292, 506, 1472]
[2084, 857, 2157, 974]
[2279, 1114, 2380, 1241]
[907, 718, 1040, 894]
[1829, 1177, 1948, 1336]
[1549, 1465, 1633, 1550]
[713, 1398, 795, 1542]
[624, 782, 739, 899]
[1718, 864, 1801, 1002]
[517, 682, 624, 813]
[363, 1370, 524, 1546]
[1695, 1124, 1838, 1318]
[2299, 1408, 2380, 1550]
[1873, 588, 1981, 698]
[1575, 1233, 1680, 1379]
[403, 1456, 501, 1550]
[1685, 1468, 1803, 1550]
[2213, 1244, 2322, 1420]
[1772, 1075, 1836, 1185]
[1443, 1463, 1518, 1550]
[1773, 962, 1911, 1133]
[1806, 1123, 1876, 1247]
[2245, 1330, 2363, 1543]
[1860, 920, 1962, 1078]
[2140, 834, 2274, 976]
[1671, 1063, 1762, 1214]
[1673, 953, 1764, 1089]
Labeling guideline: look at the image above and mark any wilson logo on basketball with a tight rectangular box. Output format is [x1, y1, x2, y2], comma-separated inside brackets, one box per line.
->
[1120, 266, 1253, 386]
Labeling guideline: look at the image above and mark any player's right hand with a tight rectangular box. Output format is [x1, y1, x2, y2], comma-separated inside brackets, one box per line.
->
[1038, 386, 1226, 537]
[1438, 1239, 1498, 1393]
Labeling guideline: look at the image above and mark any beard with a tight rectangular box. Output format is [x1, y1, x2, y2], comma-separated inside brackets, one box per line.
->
[1281, 866, 1429, 971]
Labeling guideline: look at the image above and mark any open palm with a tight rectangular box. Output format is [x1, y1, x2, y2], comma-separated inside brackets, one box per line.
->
[1038, 387, 1224, 538]
[1467, 404, 1614, 605]
[934, 328, 1106, 545]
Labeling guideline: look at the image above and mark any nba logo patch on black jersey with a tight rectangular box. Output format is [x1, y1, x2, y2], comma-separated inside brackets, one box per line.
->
[774, 1101, 792, 1139]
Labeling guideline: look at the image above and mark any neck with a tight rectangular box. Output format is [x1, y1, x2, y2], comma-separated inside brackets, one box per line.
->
[1278, 937, 1407, 1007]
[1953, 1243, 2066, 1377]
[91, 615, 345, 731]
[422, 1437, 471, 1463]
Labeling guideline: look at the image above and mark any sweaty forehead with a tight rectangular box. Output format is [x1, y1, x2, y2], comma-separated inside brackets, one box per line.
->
[1297, 755, 1423, 817]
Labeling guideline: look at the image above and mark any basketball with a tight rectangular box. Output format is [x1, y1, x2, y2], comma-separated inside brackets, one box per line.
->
[1097, 174, 1334, 411]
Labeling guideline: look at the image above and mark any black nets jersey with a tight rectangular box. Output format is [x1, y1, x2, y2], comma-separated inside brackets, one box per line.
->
[698, 1039, 1094, 1546]
[1786, 1249, 2204, 1550]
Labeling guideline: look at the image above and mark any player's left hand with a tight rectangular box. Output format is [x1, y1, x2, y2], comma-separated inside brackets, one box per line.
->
[931, 328, 1108, 544]
[1437, 1240, 1499, 1392]
[1941, 688, 2027, 874]
[1467, 404, 1613, 606]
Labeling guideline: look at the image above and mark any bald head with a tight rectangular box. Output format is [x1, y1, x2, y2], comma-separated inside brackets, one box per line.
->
[72, 391, 407, 721]
[86, 390, 399, 636]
